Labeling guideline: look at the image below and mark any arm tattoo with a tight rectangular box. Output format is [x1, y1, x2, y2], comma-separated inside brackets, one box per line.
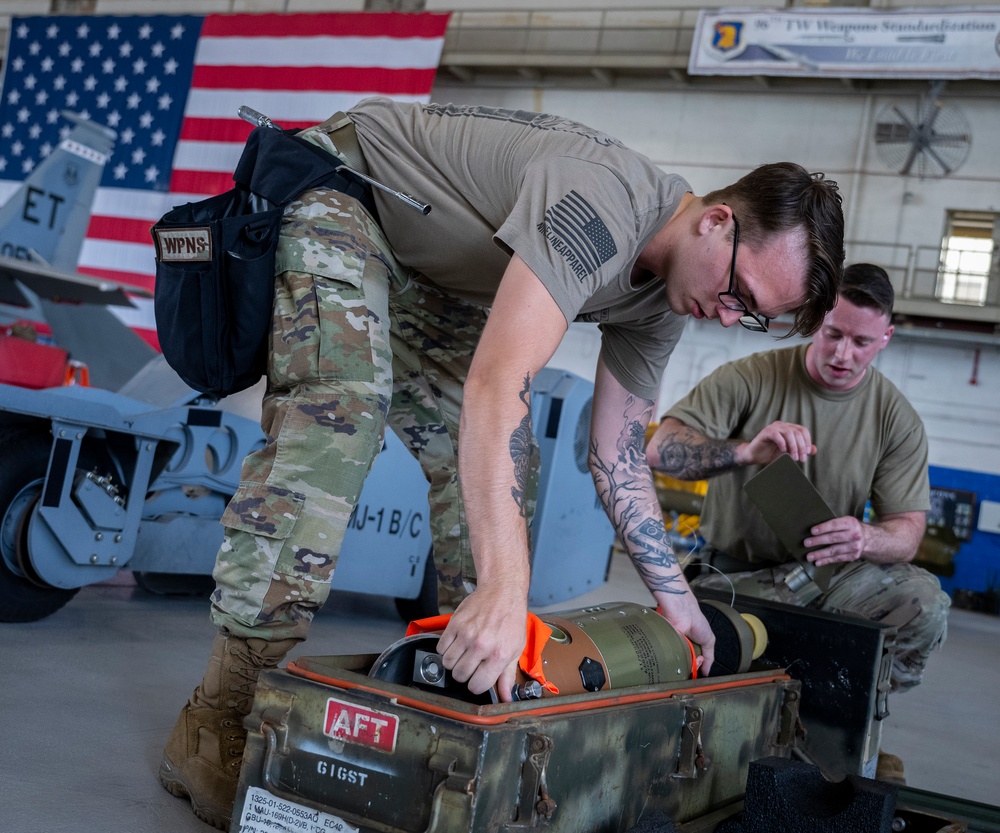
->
[651, 425, 738, 480]
[508, 373, 532, 518]
[591, 396, 685, 596]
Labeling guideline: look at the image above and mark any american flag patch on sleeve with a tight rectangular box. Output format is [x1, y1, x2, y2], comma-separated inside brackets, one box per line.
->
[538, 191, 618, 279]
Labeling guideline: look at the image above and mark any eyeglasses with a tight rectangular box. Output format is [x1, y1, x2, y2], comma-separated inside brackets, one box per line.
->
[717, 216, 770, 333]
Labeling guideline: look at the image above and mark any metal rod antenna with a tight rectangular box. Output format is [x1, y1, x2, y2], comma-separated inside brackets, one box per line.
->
[238, 105, 281, 131]
[336, 165, 431, 215]
[235, 106, 430, 215]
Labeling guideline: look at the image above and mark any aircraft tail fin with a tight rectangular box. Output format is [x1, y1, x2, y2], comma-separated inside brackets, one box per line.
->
[0, 111, 116, 272]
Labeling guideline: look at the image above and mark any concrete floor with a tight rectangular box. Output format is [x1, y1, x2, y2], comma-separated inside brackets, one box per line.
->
[2, 552, 998, 833]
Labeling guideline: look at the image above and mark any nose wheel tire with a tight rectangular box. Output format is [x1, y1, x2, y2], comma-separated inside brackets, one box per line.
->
[0, 427, 80, 622]
[8, 491, 49, 588]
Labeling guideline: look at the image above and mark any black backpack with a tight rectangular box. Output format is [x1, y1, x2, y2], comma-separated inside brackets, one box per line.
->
[150, 126, 375, 398]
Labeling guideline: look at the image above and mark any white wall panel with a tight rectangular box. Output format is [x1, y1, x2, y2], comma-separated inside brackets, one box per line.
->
[888, 341, 1000, 474]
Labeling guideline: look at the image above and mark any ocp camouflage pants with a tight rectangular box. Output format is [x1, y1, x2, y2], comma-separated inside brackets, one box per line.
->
[210, 187, 489, 642]
[691, 559, 951, 692]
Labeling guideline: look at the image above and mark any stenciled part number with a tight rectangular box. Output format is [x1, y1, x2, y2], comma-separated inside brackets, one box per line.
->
[237, 786, 358, 833]
[346, 503, 423, 538]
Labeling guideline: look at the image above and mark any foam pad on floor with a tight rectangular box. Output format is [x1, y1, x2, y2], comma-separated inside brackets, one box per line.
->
[722, 757, 899, 833]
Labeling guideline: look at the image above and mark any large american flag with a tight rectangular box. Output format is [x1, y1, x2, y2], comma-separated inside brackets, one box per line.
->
[0, 12, 449, 346]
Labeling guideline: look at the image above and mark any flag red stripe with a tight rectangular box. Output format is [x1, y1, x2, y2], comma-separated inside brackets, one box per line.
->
[200, 12, 449, 39]
[179, 118, 310, 143]
[169, 169, 239, 196]
[190, 65, 439, 94]
[86, 216, 157, 245]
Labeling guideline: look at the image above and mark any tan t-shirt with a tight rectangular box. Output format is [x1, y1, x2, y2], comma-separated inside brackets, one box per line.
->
[664, 344, 930, 563]
[346, 98, 689, 399]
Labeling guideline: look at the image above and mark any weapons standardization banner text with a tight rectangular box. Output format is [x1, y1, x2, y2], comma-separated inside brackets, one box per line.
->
[689, 8, 1000, 79]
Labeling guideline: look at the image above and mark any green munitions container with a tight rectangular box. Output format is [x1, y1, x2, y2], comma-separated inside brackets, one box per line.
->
[231, 602, 798, 833]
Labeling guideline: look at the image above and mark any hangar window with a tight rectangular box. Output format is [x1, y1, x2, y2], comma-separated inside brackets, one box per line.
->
[936, 210, 998, 307]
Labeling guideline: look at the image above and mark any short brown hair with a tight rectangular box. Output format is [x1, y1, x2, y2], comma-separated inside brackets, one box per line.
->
[704, 162, 844, 336]
[840, 263, 894, 318]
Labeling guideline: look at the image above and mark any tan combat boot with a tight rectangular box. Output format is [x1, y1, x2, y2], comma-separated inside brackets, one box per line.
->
[159, 632, 297, 830]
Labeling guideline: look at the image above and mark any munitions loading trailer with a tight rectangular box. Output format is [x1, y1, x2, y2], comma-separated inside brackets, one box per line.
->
[0, 364, 614, 623]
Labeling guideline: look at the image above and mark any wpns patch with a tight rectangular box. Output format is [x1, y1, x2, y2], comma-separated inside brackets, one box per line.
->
[154, 226, 212, 262]
[536, 191, 617, 280]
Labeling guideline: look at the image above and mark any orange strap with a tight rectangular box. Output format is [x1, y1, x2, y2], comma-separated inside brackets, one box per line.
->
[406, 612, 560, 695]
[655, 604, 700, 680]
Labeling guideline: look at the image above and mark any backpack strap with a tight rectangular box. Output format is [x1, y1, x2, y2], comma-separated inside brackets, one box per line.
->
[312, 111, 368, 176]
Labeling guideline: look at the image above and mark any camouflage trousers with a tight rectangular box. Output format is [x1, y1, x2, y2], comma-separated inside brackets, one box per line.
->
[210, 188, 489, 641]
[691, 559, 950, 692]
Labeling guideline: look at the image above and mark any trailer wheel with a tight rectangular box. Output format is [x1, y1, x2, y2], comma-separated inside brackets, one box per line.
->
[0, 427, 80, 622]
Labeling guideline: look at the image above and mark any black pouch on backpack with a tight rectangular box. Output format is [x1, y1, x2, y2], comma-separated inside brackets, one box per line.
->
[151, 123, 374, 398]
[151, 187, 282, 397]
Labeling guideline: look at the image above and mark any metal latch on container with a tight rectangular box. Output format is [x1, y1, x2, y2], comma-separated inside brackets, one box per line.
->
[427, 739, 478, 833]
[429, 746, 476, 795]
[875, 647, 893, 720]
[777, 687, 800, 748]
[674, 705, 710, 779]
[502, 732, 556, 831]
[257, 701, 294, 787]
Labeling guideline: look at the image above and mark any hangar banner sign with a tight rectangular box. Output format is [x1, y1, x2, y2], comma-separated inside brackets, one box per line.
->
[688, 8, 1000, 79]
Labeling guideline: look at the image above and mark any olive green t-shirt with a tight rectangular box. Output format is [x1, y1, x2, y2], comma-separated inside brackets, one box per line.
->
[664, 344, 930, 563]
[346, 98, 689, 400]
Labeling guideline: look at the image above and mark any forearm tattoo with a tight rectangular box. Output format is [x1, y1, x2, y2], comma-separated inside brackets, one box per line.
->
[651, 426, 738, 480]
[508, 373, 532, 518]
[591, 397, 684, 596]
